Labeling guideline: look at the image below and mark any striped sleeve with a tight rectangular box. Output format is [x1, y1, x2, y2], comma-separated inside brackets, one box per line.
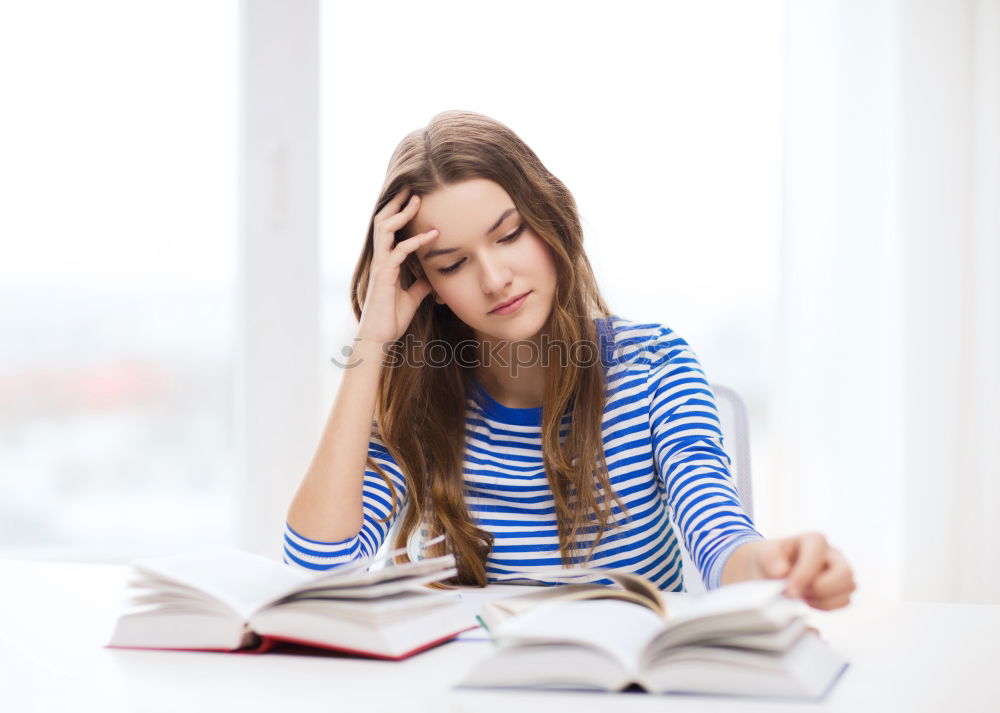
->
[644, 326, 764, 590]
[282, 423, 409, 571]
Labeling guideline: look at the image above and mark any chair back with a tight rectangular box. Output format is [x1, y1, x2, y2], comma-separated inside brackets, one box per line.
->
[674, 382, 754, 592]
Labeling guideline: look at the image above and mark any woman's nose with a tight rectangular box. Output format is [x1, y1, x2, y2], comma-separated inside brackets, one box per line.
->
[479, 256, 513, 294]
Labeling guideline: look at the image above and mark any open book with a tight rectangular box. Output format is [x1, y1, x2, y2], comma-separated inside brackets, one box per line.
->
[477, 566, 675, 631]
[107, 548, 476, 660]
[460, 569, 848, 700]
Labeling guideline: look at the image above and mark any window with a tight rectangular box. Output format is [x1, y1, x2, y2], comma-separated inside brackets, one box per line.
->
[0, 1, 238, 560]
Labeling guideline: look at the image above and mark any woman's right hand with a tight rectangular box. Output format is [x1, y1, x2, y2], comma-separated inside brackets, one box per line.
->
[356, 186, 440, 346]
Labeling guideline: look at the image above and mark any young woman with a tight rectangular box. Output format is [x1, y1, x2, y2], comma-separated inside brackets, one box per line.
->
[285, 110, 856, 611]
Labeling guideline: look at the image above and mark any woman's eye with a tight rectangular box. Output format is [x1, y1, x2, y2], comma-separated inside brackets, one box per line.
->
[499, 224, 526, 244]
[438, 224, 526, 275]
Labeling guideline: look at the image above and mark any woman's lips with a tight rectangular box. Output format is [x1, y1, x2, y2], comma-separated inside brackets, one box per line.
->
[490, 291, 531, 315]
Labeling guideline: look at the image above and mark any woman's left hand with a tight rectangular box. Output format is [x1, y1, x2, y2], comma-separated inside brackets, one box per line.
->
[726, 533, 857, 611]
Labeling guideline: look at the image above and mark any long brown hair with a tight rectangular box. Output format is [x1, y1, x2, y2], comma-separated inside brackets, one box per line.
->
[350, 110, 627, 585]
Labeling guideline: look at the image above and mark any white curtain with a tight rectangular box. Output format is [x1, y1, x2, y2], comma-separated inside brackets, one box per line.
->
[776, 0, 1000, 603]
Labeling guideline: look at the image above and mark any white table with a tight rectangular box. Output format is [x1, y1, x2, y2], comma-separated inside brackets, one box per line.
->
[0, 559, 995, 713]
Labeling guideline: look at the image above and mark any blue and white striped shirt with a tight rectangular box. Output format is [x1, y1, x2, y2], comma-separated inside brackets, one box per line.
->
[283, 316, 763, 591]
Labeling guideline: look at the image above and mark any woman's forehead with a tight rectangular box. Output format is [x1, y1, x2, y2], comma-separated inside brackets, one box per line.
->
[416, 180, 510, 223]
[412, 179, 517, 246]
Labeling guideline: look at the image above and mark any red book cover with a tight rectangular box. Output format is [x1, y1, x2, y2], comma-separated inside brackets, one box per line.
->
[238, 625, 477, 660]
[106, 624, 477, 660]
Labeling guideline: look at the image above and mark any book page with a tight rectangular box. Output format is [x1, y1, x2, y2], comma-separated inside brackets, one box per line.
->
[134, 549, 311, 620]
[660, 579, 788, 624]
[479, 583, 662, 632]
[280, 569, 458, 601]
[285, 555, 455, 595]
[487, 566, 665, 616]
[492, 599, 665, 674]
[459, 641, 630, 692]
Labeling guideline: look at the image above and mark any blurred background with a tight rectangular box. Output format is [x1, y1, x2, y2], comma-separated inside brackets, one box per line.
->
[0, 0, 996, 604]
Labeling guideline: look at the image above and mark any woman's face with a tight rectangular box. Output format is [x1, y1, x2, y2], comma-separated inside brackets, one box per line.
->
[410, 178, 557, 343]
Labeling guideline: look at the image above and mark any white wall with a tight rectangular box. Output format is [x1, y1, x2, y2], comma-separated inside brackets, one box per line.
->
[899, 0, 1000, 604]
[779, 0, 1000, 604]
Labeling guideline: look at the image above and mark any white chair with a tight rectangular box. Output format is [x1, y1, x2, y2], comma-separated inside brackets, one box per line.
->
[674, 382, 754, 593]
